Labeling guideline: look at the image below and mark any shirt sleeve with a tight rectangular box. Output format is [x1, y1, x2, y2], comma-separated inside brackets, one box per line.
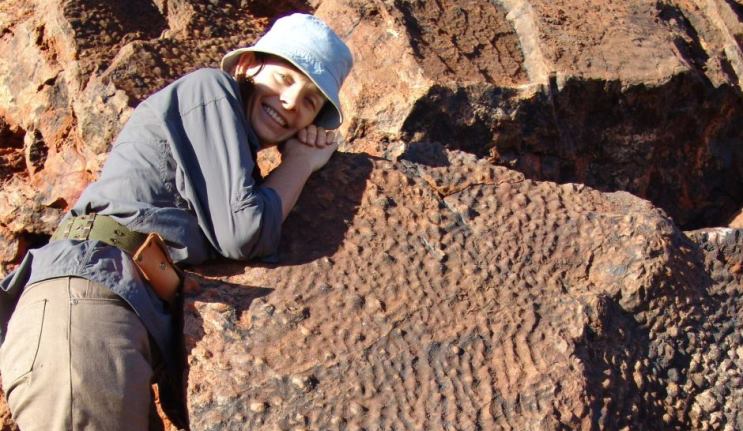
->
[152, 69, 282, 260]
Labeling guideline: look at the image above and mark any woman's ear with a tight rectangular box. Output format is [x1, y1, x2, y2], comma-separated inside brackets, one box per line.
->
[234, 52, 258, 80]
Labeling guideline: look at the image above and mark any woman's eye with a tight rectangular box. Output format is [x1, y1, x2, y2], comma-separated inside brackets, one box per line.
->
[276, 72, 292, 85]
[305, 97, 316, 109]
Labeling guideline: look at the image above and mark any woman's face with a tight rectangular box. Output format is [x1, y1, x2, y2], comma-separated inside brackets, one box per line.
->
[237, 54, 327, 147]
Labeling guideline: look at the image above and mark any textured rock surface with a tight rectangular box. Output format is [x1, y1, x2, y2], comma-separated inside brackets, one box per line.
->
[1, 0, 742, 268]
[685, 228, 743, 430]
[0, 0, 742, 430]
[184, 150, 741, 430]
[330, 0, 743, 229]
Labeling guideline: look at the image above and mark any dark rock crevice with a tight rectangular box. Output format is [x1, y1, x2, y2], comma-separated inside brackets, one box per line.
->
[0, 118, 26, 182]
[400, 73, 743, 230]
[723, 0, 743, 22]
[657, 2, 710, 79]
[62, 0, 168, 79]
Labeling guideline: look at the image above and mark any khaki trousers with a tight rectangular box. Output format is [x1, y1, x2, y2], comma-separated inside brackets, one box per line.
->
[0, 277, 155, 430]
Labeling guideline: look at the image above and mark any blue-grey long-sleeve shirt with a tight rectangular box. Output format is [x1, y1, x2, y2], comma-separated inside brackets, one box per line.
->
[0, 68, 283, 365]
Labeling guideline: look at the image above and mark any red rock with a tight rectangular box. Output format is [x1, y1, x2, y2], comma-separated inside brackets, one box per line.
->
[730, 208, 743, 228]
[0, 0, 741, 430]
[183, 150, 739, 430]
[327, 0, 743, 229]
[0, 377, 18, 431]
[686, 227, 743, 430]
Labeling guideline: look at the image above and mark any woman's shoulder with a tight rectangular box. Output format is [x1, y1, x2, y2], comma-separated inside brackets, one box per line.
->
[176, 68, 238, 95]
[182, 67, 232, 82]
[146, 68, 240, 114]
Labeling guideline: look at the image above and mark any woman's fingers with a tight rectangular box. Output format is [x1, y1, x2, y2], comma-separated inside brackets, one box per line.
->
[315, 128, 338, 148]
[297, 126, 339, 147]
[316, 128, 329, 147]
[324, 130, 337, 147]
[282, 137, 338, 172]
[306, 125, 318, 146]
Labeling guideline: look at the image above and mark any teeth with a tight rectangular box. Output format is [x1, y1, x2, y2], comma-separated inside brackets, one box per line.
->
[264, 105, 286, 127]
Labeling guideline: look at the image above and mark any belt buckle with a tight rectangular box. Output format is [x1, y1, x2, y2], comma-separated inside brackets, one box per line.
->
[52, 214, 96, 241]
[69, 214, 96, 241]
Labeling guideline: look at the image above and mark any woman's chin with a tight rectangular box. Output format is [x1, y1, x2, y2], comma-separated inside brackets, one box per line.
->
[254, 121, 294, 145]
[254, 128, 282, 147]
[258, 139, 279, 149]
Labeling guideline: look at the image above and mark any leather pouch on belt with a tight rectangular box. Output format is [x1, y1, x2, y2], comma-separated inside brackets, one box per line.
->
[133, 233, 180, 303]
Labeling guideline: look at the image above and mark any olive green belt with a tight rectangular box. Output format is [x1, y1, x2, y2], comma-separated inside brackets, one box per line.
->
[51, 214, 147, 255]
[51, 214, 182, 303]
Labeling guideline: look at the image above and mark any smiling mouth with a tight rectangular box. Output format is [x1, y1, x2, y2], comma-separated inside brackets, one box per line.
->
[263, 104, 287, 127]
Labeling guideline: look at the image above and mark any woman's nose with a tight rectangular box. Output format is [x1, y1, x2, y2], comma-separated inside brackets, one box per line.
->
[280, 86, 301, 111]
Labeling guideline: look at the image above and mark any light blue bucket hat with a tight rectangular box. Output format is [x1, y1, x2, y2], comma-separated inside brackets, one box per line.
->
[221, 13, 353, 129]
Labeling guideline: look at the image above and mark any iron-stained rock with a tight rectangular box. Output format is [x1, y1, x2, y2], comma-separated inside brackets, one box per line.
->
[0, 0, 742, 430]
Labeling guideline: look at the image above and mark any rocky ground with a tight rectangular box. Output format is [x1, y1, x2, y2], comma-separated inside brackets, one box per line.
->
[0, 0, 742, 430]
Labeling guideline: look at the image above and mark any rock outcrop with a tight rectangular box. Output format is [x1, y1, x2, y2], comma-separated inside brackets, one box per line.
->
[0, 0, 742, 430]
[183, 150, 742, 430]
[328, 0, 743, 230]
[685, 227, 743, 429]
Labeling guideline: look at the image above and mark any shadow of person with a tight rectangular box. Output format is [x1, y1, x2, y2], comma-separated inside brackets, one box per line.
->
[196, 151, 375, 277]
[278, 151, 375, 265]
[167, 152, 375, 426]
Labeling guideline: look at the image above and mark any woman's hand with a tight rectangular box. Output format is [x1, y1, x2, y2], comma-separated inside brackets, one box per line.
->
[266, 137, 339, 220]
[280, 137, 338, 173]
[297, 125, 340, 148]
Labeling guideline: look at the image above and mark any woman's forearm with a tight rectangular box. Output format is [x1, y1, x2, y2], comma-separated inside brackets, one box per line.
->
[261, 138, 338, 220]
[262, 156, 314, 221]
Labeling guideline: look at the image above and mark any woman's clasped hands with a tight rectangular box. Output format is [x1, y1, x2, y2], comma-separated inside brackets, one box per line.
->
[281, 124, 341, 173]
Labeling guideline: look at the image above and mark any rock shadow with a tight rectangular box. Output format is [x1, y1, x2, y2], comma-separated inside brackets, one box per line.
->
[573, 295, 666, 429]
[574, 232, 722, 429]
[248, 0, 314, 18]
[400, 74, 743, 230]
[725, 0, 743, 21]
[399, 140, 451, 167]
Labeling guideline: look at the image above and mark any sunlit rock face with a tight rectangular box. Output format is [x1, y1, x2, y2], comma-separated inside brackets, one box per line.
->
[0, 0, 742, 430]
[185, 150, 741, 430]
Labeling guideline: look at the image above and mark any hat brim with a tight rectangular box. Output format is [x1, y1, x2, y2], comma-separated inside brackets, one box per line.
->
[221, 47, 343, 129]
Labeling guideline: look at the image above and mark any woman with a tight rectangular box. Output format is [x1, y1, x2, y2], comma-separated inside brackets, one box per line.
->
[0, 13, 352, 430]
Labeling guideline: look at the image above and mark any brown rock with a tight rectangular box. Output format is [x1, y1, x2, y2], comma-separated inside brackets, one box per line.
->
[729, 208, 743, 228]
[0, 376, 16, 431]
[326, 0, 743, 229]
[183, 150, 728, 430]
[686, 227, 743, 429]
[0, 0, 742, 430]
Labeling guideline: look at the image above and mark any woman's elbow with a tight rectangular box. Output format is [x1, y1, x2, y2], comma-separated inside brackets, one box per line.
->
[216, 188, 282, 260]
[215, 218, 281, 260]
